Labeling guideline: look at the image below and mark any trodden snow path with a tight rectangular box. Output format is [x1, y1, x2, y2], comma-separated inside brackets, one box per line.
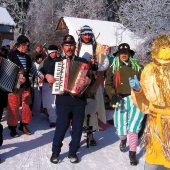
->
[0, 112, 145, 170]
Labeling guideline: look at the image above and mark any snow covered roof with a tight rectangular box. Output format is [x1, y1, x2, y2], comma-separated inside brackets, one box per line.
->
[57, 17, 144, 50]
[0, 7, 16, 26]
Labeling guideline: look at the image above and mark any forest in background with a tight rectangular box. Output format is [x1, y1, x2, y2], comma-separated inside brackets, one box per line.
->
[0, 0, 169, 62]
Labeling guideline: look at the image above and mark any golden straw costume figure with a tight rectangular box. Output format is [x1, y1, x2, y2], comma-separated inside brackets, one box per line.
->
[129, 34, 170, 169]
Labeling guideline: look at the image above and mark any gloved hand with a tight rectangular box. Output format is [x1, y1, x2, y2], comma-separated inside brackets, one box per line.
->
[129, 75, 141, 91]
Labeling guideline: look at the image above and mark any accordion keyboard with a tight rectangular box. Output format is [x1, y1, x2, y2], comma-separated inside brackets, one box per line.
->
[52, 60, 68, 94]
[52, 59, 89, 95]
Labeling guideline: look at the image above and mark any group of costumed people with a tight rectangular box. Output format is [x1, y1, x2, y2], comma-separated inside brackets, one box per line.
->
[0, 22, 169, 170]
[130, 34, 170, 170]
[105, 34, 170, 170]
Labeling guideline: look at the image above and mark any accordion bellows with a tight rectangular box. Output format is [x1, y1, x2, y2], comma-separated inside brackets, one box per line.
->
[0, 58, 20, 92]
[52, 59, 89, 95]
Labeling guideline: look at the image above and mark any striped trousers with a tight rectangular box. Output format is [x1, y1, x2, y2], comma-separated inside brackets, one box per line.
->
[114, 95, 144, 136]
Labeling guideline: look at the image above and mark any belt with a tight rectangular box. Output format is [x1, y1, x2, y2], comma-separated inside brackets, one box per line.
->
[119, 94, 130, 98]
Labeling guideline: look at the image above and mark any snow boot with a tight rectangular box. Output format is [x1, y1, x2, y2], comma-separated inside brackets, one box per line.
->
[50, 153, 60, 164]
[68, 154, 79, 163]
[0, 124, 3, 146]
[8, 126, 19, 138]
[129, 151, 138, 166]
[19, 122, 32, 135]
[119, 138, 127, 152]
[90, 134, 97, 146]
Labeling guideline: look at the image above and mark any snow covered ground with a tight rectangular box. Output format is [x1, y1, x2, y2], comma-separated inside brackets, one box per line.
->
[0, 112, 145, 170]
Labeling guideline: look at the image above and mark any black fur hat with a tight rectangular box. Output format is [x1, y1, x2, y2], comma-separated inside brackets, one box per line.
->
[16, 35, 30, 45]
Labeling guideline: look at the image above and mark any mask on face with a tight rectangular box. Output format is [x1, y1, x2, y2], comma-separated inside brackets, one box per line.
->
[157, 47, 170, 60]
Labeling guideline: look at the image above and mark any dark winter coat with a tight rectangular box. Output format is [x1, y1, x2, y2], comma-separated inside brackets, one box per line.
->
[41, 55, 91, 106]
[7, 50, 33, 89]
[0, 124, 3, 146]
[39, 55, 62, 79]
[0, 89, 8, 108]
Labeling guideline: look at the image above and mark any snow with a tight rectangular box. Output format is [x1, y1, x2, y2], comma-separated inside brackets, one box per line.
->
[0, 111, 145, 170]
[62, 17, 144, 50]
[0, 7, 16, 26]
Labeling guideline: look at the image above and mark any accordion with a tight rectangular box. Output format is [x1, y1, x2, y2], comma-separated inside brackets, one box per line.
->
[0, 58, 20, 92]
[52, 59, 90, 95]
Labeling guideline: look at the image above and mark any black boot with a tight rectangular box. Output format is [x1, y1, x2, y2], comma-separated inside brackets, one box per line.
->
[68, 154, 79, 163]
[88, 133, 97, 146]
[19, 122, 32, 135]
[8, 126, 19, 138]
[0, 124, 3, 146]
[119, 138, 127, 152]
[50, 153, 60, 164]
[129, 151, 138, 166]
[0, 107, 3, 122]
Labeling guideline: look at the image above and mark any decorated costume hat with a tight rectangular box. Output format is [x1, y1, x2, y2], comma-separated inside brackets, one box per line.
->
[151, 34, 170, 60]
[62, 35, 76, 45]
[118, 43, 130, 55]
[77, 25, 97, 57]
[79, 25, 93, 35]
[111, 43, 142, 73]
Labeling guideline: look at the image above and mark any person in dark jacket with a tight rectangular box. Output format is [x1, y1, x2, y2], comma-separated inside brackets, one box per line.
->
[0, 52, 8, 121]
[46, 35, 91, 164]
[0, 55, 4, 164]
[7, 35, 44, 138]
[0, 123, 3, 163]
[105, 43, 144, 166]
[40, 45, 62, 127]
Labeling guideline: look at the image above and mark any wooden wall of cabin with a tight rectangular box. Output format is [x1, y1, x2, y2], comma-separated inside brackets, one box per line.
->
[0, 32, 14, 48]
[45, 29, 68, 47]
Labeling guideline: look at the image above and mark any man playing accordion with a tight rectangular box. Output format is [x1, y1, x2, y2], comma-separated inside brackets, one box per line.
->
[45, 35, 92, 164]
[6, 35, 44, 137]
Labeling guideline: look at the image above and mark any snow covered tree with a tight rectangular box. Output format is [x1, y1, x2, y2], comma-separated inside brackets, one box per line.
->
[106, 0, 128, 21]
[118, 0, 170, 63]
[0, 0, 30, 34]
[25, 0, 110, 45]
[58, 0, 108, 20]
[25, 0, 63, 45]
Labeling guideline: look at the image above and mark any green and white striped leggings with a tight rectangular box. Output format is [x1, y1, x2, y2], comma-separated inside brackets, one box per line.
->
[113, 95, 144, 136]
